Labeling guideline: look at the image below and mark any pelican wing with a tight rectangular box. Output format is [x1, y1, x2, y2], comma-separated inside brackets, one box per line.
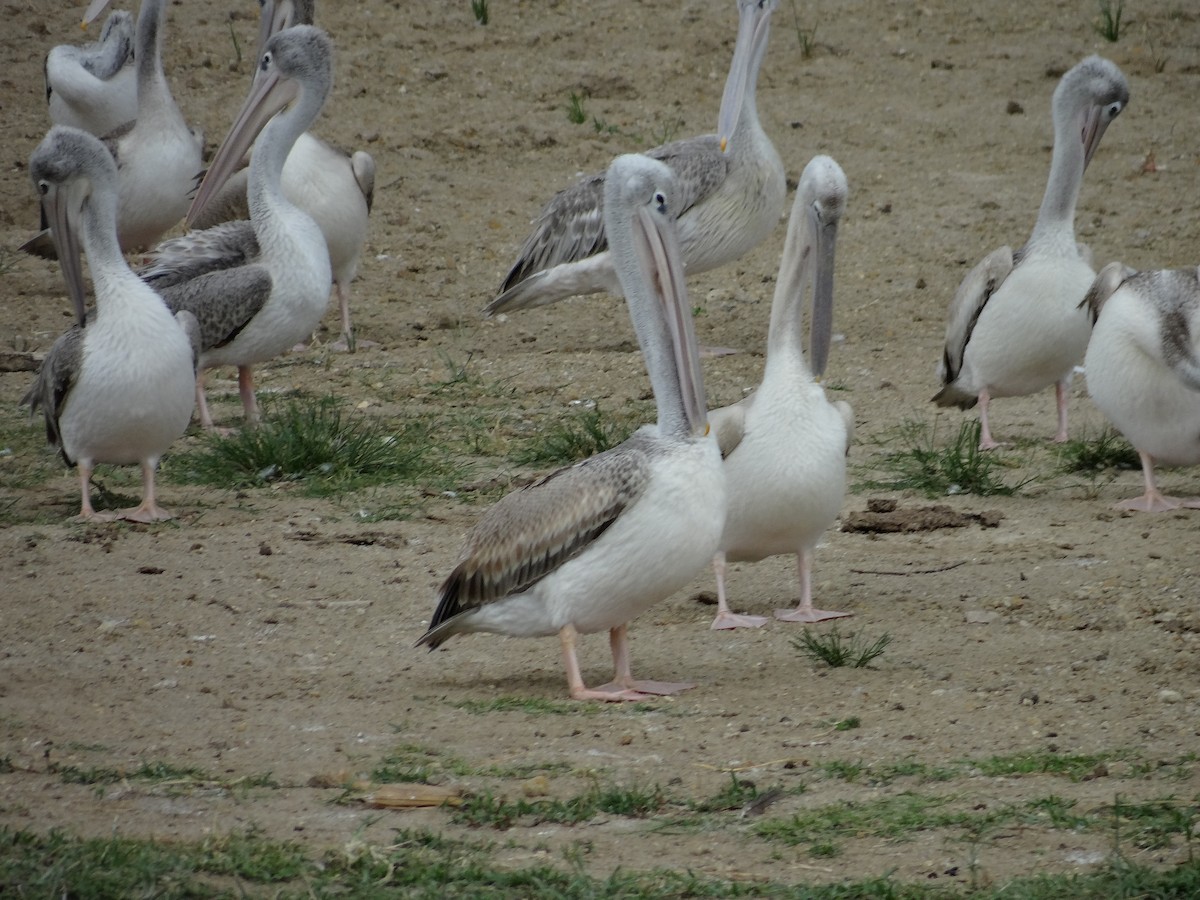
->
[139, 220, 260, 289]
[1080, 260, 1135, 325]
[185, 169, 251, 231]
[351, 150, 376, 213]
[159, 265, 272, 352]
[934, 246, 1014, 400]
[707, 394, 752, 459]
[495, 135, 727, 300]
[420, 439, 652, 648]
[21, 326, 85, 466]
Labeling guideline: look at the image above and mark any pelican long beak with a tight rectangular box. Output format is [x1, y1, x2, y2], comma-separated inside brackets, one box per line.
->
[1080, 103, 1110, 170]
[808, 211, 840, 380]
[82, 0, 111, 27]
[716, 0, 775, 153]
[186, 65, 299, 227]
[43, 185, 87, 329]
[632, 204, 708, 436]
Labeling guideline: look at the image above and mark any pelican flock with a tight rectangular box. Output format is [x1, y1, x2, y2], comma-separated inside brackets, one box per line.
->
[1083, 263, 1200, 512]
[418, 154, 725, 702]
[933, 56, 1129, 450]
[484, 0, 784, 316]
[188, 0, 376, 352]
[708, 155, 853, 629]
[16, 0, 1192, 721]
[140, 25, 335, 429]
[22, 127, 198, 522]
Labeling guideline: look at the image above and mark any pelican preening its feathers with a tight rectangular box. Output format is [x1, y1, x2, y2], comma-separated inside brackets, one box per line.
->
[418, 154, 725, 702]
[707, 155, 853, 629]
[22, 126, 198, 523]
[933, 56, 1129, 450]
[1083, 263, 1200, 513]
[483, 0, 784, 317]
[44, 3, 136, 137]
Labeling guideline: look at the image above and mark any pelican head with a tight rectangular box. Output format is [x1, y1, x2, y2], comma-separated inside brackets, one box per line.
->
[256, 0, 317, 62]
[30, 127, 120, 328]
[1055, 56, 1129, 170]
[717, 0, 778, 153]
[187, 24, 333, 226]
[797, 156, 848, 379]
[605, 154, 708, 437]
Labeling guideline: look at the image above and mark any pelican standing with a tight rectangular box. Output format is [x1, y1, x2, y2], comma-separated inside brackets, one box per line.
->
[188, 0, 375, 352]
[707, 156, 853, 629]
[484, 0, 785, 316]
[933, 56, 1129, 450]
[25, 0, 204, 257]
[139, 26, 334, 429]
[1083, 262, 1200, 512]
[22, 127, 198, 522]
[45, 4, 136, 136]
[418, 154, 725, 702]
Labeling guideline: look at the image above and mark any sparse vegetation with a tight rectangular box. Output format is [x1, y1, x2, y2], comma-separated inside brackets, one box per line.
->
[513, 403, 639, 466]
[857, 418, 1032, 497]
[793, 626, 892, 668]
[788, 0, 818, 58]
[566, 91, 587, 125]
[1096, 0, 1124, 41]
[470, 0, 489, 26]
[171, 395, 448, 496]
[1057, 427, 1139, 473]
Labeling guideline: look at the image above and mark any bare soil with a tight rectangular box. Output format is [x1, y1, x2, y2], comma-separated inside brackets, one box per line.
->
[1, 0, 1199, 889]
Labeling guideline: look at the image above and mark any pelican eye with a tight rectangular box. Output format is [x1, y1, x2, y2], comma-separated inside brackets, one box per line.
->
[654, 191, 667, 213]
[1107, 101, 1123, 118]
[260, 51, 272, 71]
[37, 180, 49, 196]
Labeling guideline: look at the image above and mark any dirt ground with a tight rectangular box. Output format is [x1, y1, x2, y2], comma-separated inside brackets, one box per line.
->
[1, 0, 1199, 890]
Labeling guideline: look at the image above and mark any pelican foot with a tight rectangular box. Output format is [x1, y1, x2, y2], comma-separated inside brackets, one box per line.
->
[699, 345, 740, 358]
[1114, 494, 1200, 513]
[621, 679, 695, 696]
[710, 611, 769, 630]
[978, 438, 1007, 452]
[572, 685, 656, 703]
[774, 607, 853, 623]
[75, 510, 118, 523]
[118, 503, 176, 523]
[330, 337, 378, 353]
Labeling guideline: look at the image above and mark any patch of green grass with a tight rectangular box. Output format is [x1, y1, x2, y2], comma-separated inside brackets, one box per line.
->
[171, 395, 447, 496]
[972, 750, 1123, 782]
[834, 716, 861, 731]
[1057, 427, 1139, 473]
[857, 418, 1032, 497]
[1104, 795, 1200, 853]
[452, 696, 599, 716]
[566, 91, 587, 125]
[512, 404, 638, 466]
[0, 246, 18, 278]
[787, 0, 818, 58]
[452, 782, 667, 829]
[755, 792, 973, 850]
[793, 626, 892, 668]
[470, 0, 488, 25]
[1096, 0, 1123, 41]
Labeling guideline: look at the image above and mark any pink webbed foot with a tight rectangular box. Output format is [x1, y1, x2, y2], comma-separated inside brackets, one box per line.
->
[774, 607, 853, 624]
[709, 611, 769, 630]
[1114, 493, 1200, 513]
[117, 502, 177, 523]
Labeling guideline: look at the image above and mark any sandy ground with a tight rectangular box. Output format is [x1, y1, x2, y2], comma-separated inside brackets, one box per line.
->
[1, 0, 1199, 889]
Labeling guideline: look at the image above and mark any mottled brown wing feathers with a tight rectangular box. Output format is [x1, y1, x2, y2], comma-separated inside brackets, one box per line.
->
[21, 326, 85, 467]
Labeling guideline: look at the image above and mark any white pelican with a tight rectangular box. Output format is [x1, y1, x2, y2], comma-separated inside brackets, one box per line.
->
[24, 0, 204, 257]
[188, 0, 375, 353]
[1083, 261, 1200, 512]
[707, 156, 853, 629]
[138, 26, 334, 430]
[483, 0, 785, 316]
[22, 127, 198, 522]
[418, 154, 725, 702]
[45, 3, 136, 136]
[933, 56, 1129, 450]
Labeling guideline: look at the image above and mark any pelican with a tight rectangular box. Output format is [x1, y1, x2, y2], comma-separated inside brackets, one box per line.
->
[22, 127, 198, 522]
[483, 0, 785, 316]
[45, 3, 136, 136]
[138, 26, 334, 430]
[707, 156, 853, 629]
[933, 56, 1129, 450]
[417, 154, 725, 702]
[1082, 262, 1200, 512]
[25, 0, 203, 257]
[188, 0, 375, 353]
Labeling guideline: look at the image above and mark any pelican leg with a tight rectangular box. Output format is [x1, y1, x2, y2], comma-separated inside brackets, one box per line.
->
[74, 460, 114, 521]
[560, 624, 648, 702]
[599, 623, 695, 698]
[709, 551, 768, 629]
[977, 388, 1002, 451]
[1115, 451, 1200, 512]
[238, 365, 260, 424]
[774, 548, 852, 623]
[118, 459, 176, 523]
[195, 369, 217, 431]
[1051, 379, 1070, 443]
[337, 279, 355, 353]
